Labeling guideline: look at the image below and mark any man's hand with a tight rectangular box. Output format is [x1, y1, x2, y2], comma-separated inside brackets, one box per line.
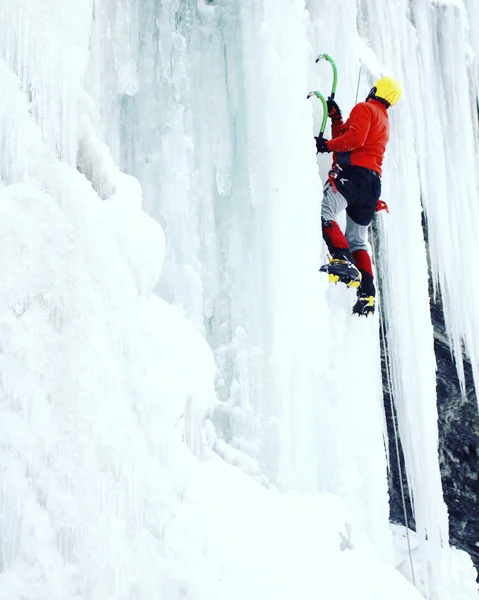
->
[315, 137, 332, 154]
[327, 97, 342, 121]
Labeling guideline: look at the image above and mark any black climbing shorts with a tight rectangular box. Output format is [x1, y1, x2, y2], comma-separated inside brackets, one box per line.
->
[333, 164, 381, 226]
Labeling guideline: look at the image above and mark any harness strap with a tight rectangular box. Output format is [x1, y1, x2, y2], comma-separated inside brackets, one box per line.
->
[327, 164, 341, 193]
[376, 199, 389, 213]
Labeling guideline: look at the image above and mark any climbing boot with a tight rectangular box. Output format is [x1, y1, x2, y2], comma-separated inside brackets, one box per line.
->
[320, 257, 362, 288]
[352, 294, 375, 316]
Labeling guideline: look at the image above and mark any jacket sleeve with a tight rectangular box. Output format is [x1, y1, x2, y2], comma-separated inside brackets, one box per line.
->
[328, 103, 372, 152]
[331, 117, 344, 139]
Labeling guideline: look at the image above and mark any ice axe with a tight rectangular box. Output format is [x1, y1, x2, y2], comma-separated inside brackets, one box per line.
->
[307, 90, 328, 139]
[307, 53, 338, 139]
[315, 53, 338, 100]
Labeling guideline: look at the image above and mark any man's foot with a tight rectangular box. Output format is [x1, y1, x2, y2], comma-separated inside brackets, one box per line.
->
[320, 258, 362, 288]
[352, 294, 375, 317]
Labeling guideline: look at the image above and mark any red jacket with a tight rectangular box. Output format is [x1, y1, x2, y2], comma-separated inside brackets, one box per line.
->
[327, 99, 389, 176]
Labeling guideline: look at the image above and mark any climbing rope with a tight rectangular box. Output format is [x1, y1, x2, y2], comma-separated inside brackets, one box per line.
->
[355, 63, 362, 104]
[371, 224, 417, 586]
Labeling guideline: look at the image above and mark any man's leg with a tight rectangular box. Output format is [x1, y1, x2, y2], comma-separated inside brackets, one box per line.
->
[345, 214, 375, 295]
[345, 214, 375, 315]
[321, 182, 350, 259]
[320, 183, 361, 286]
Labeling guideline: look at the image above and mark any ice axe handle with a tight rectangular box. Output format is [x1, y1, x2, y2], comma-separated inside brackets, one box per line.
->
[316, 53, 338, 98]
[307, 90, 328, 138]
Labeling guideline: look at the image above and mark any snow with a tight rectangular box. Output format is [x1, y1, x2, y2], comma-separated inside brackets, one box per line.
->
[0, 0, 477, 599]
[392, 524, 479, 600]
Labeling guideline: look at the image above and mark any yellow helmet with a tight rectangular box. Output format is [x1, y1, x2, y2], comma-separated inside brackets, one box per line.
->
[367, 76, 402, 107]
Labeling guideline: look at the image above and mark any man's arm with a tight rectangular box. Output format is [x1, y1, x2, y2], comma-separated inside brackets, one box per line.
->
[328, 103, 372, 151]
[331, 117, 344, 139]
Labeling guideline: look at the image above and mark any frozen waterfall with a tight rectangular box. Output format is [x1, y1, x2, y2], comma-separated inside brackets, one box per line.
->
[0, 0, 477, 599]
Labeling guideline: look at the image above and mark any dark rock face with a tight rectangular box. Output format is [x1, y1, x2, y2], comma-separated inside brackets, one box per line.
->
[431, 297, 479, 572]
[383, 296, 479, 576]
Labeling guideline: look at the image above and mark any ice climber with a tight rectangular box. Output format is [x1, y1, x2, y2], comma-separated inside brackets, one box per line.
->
[315, 76, 402, 316]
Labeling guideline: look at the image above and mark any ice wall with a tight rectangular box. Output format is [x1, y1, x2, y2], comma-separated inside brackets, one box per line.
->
[350, 1, 479, 597]
[0, 0, 477, 599]
[116, 0, 394, 567]
[108, 0, 478, 597]
[0, 1, 430, 598]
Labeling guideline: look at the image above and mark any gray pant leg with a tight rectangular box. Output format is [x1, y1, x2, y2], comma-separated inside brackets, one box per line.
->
[321, 181, 348, 221]
[345, 213, 370, 253]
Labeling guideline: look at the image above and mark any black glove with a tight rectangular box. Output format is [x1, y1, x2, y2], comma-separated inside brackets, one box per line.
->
[327, 97, 342, 121]
[315, 136, 331, 154]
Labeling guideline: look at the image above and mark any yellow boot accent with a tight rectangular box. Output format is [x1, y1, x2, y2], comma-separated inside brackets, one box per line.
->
[347, 280, 361, 289]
